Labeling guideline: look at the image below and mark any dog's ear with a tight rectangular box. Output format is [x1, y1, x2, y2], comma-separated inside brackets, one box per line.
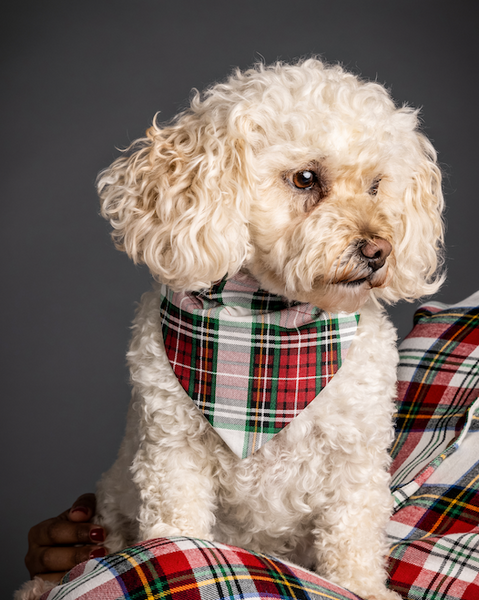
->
[97, 110, 252, 291]
[391, 131, 445, 301]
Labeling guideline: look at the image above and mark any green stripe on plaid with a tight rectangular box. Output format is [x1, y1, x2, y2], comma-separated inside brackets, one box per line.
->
[386, 292, 479, 599]
[390, 303, 479, 494]
[159, 272, 359, 458]
[388, 533, 479, 600]
[45, 537, 362, 600]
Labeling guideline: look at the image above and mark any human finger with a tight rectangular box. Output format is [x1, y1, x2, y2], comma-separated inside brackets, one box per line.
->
[26, 543, 106, 578]
[36, 571, 67, 583]
[68, 493, 97, 522]
[28, 516, 105, 548]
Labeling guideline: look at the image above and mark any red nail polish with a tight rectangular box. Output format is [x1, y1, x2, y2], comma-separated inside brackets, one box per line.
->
[89, 547, 106, 559]
[90, 528, 105, 543]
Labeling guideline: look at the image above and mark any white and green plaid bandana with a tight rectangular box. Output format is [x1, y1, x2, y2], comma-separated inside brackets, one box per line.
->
[160, 272, 359, 458]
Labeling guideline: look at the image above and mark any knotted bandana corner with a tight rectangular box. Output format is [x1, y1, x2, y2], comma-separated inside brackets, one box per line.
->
[159, 273, 359, 459]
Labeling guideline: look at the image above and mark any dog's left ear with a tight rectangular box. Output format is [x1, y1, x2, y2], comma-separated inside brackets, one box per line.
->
[97, 107, 253, 291]
[391, 131, 445, 301]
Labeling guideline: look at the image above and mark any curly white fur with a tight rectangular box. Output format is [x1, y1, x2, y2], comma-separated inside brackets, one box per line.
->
[95, 59, 444, 600]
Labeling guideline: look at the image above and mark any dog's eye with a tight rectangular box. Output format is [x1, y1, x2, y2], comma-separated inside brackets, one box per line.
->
[369, 178, 381, 196]
[292, 170, 317, 189]
[286, 167, 328, 211]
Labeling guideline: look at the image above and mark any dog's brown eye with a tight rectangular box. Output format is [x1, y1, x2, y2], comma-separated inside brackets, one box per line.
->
[369, 178, 381, 196]
[292, 170, 316, 189]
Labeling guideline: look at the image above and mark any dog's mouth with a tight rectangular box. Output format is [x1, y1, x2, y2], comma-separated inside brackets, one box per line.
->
[341, 276, 369, 287]
[331, 265, 375, 288]
[329, 238, 393, 290]
[335, 267, 390, 289]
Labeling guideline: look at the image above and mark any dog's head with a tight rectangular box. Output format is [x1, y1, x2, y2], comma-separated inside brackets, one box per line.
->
[98, 59, 444, 312]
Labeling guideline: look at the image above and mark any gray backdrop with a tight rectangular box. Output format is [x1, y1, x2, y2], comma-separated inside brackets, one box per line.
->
[2, 1, 478, 595]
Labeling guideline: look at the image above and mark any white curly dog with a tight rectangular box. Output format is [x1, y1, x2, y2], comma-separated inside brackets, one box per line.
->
[95, 59, 444, 600]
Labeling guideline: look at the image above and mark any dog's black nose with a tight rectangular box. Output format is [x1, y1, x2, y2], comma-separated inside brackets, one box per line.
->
[360, 238, 392, 271]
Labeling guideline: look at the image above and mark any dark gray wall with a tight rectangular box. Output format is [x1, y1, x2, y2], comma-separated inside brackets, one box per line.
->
[2, 1, 478, 595]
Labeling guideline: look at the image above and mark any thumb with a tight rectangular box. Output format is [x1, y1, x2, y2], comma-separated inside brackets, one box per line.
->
[68, 493, 97, 522]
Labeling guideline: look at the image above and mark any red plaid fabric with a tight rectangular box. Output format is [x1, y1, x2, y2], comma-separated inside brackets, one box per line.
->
[160, 272, 359, 458]
[386, 291, 479, 599]
[40, 537, 362, 600]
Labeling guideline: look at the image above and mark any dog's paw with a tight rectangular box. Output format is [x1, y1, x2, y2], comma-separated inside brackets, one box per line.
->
[143, 522, 214, 542]
[364, 589, 402, 600]
[343, 578, 402, 600]
[143, 523, 184, 540]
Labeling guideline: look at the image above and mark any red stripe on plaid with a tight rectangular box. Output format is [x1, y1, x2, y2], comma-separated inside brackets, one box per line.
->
[388, 535, 479, 600]
[390, 306, 479, 482]
[387, 296, 479, 599]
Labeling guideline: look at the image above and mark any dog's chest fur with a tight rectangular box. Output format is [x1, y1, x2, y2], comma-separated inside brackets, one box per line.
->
[99, 286, 398, 564]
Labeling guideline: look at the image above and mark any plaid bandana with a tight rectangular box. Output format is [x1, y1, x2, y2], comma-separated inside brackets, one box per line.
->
[159, 273, 359, 459]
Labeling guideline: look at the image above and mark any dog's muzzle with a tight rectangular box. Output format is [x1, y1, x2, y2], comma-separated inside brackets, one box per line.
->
[359, 238, 392, 272]
[331, 236, 392, 287]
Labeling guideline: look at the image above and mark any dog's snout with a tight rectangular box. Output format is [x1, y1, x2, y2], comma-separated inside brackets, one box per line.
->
[360, 238, 392, 271]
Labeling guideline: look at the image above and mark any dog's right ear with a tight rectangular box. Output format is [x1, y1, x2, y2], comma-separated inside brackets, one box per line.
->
[97, 110, 252, 291]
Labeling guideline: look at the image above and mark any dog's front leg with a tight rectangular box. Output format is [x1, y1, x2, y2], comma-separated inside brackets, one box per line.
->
[131, 429, 218, 543]
[311, 470, 400, 600]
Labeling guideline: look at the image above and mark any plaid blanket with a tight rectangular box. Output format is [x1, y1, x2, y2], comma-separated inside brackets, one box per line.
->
[38, 291, 479, 600]
[160, 272, 359, 458]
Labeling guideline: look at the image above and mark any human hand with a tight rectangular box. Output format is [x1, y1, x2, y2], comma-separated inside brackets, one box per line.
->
[25, 493, 106, 582]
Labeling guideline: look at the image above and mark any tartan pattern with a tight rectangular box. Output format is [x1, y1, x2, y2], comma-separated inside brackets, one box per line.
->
[386, 291, 479, 599]
[41, 537, 362, 600]
[160, 272, 359, 458]
[389, 296, 479, 497]
[38, 291, 479, 600]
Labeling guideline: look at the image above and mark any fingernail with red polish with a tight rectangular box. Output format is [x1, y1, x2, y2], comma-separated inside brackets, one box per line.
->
[90, 547, 107, 559]
[90, 528, 105, 543]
